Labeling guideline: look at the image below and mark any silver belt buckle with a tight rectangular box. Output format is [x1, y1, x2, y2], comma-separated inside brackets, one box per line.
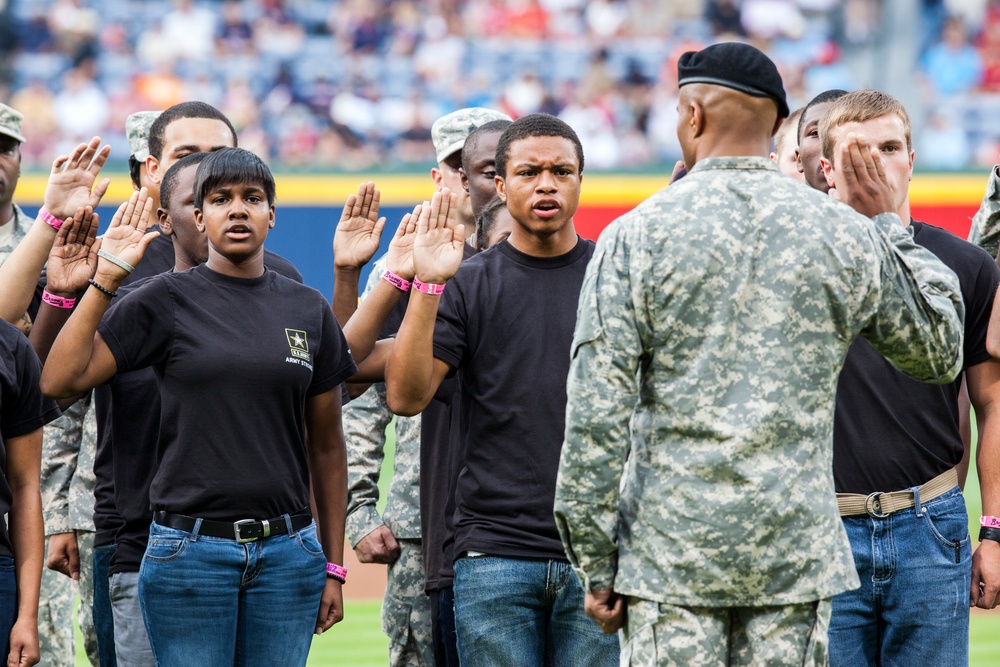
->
[865, 492, 890, 519]
[233, 519, 258, 543]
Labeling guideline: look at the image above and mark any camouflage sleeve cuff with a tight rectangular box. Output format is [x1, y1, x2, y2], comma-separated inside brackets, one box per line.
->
[572, 554, 618, 592]
[43, 510, 71, 536]
[346, 504, 383, 548]
[869, 212, 906, 240]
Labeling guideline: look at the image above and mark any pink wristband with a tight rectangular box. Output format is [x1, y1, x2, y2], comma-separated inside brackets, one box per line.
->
[982, 516, 1000, 529]
[412, 277, 445, 295]
[326, 562, 348, 583]
[41, 289, 76, 309]
[382, 269, 411, 292]
[38, 207, 64, 231]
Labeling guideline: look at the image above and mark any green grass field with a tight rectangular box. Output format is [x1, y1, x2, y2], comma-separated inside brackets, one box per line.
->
[75, 419, 1000, 665]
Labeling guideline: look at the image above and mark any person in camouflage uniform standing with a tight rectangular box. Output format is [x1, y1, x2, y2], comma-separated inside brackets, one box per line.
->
[40, 393, 98, 666]
[0, 103, 36, 335]
[554, 42, 966, 666]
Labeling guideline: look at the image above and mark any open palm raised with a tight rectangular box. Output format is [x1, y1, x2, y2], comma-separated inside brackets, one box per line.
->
[333, 181, 386, 270]
[413, 188, 464, 286]
[95, 188, 160, 282]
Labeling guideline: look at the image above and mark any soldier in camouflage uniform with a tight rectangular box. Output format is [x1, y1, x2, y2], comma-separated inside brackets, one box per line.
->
[554, 43, 965, 666]
[344, 318, 431, 667]
[0, 103, 35, 335]
[40, 393, 98, 666]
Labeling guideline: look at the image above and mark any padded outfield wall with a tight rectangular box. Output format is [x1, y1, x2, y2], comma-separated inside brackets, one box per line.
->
[16, 171, 994, 300]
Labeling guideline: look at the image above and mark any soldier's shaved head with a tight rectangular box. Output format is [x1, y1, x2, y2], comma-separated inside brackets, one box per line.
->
[676, 83, 783, 169]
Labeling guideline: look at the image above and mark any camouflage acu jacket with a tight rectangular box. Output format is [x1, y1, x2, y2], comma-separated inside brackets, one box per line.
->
[555, 157, 964, 607]
[344, 255, 422, 545]
[968, 165, 1000, 258]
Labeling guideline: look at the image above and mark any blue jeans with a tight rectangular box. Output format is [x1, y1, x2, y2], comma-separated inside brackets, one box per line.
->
[453, 555, 619, 667]
[93, 542, 117, 667]
[138, 518, 327, 667]
[0, 556, 16, 662]
[829, 486, 971, 667]
[430, 587, 459, 667]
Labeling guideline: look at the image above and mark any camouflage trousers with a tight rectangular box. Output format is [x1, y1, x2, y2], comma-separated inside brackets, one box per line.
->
[38, 531, 98, 667]
[621, 597, 831, 667]
[382, 539, 435, 667]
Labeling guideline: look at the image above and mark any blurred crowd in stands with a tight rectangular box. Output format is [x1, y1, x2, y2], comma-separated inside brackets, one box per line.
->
[0, 0, 998, 172]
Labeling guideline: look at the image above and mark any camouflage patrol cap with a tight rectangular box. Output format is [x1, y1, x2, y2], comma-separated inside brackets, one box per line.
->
[431, 108, 512, 163]
[0, 103, 26, 143]
[125, 111, 161, 161]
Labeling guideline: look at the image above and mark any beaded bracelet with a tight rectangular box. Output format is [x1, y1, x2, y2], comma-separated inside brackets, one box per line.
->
[326, 562, 348, 583]
[38, 207, 64, 231]
[88, 279, 118, 298]
[41, 289, 76, 309]
[97, 249, 135, 275]
[382, 269, 412, 292]
[412, 277, 445, 295]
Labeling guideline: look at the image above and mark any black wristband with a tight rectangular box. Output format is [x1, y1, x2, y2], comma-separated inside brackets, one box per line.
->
[88, 279, 118, 298]
[979, 527, 1000, 544]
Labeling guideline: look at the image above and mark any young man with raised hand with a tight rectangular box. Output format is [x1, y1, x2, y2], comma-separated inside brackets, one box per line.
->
[817, 90, 1000, 666]
[554, 43, 964, 666]
[339, 107, 509, 667]
[385, 114, 619, 667]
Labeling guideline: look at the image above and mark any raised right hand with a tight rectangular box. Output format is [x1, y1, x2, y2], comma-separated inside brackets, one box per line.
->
[45, 206, 100, 297]
[413, 188, 464, 285]
[95, 188, 159, 283]
[333, 181, 386, 271]
[385, 204, 421, 280]
[42, 137, 111, 221]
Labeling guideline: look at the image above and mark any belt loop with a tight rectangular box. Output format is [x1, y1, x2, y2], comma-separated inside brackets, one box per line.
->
[192, 517, 204, 538]
[283, 513, 295, 536]
[913, 485, 924, 516]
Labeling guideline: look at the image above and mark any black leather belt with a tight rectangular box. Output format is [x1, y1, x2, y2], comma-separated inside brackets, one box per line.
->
[153, 510, 312, 543]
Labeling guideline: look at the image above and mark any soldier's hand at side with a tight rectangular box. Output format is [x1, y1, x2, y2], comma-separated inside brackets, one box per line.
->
[353, 525, 401, 564]
[412, 188, 464, 285]
[836, 133, 897, 218]
[334, 181, 386, 271]
[46, 532, 80, 580]
[971, 539, 1000, 609]
[585, 589, 626, 635]
[45, 206, 100, 297]
[42, 137, 111, 221]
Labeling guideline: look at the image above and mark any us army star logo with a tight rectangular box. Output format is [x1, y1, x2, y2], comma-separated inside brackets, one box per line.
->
[285, 328, 311, 361]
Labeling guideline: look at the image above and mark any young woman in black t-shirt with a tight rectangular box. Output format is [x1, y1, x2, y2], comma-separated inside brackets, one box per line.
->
[41, 149, 356, 666]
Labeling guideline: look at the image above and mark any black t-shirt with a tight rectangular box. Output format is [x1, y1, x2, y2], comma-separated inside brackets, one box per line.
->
[0, 320, 61, 558]
[90, 238, 302, 550]
[433, 237, 594, 561]
[421, 243, 476, 592]
[94, 257, 304, 571]
[834, 221, 1000, 493]
[97, 264, 355, 522]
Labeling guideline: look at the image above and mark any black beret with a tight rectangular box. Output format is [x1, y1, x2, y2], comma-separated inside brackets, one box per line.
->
[678, 42, 789, 119]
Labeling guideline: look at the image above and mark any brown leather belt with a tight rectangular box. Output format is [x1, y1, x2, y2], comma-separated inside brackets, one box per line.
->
[836, 468, 958, 518]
